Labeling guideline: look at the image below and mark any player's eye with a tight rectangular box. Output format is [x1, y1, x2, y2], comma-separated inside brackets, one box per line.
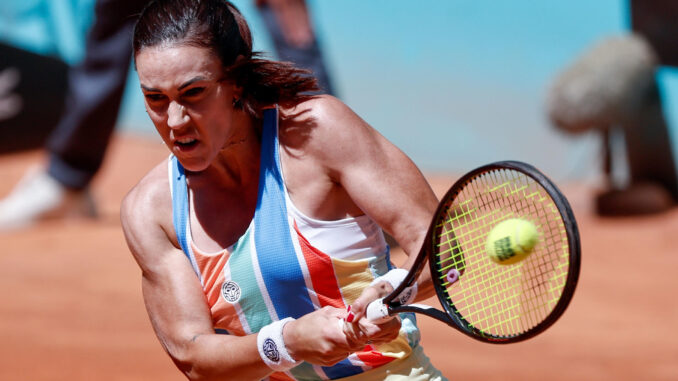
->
[183, 87, 205, 97]
[145, 93, 166, 102]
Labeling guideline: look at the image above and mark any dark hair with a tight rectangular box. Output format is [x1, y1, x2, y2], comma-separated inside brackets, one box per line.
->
[133, 0, 319, 119]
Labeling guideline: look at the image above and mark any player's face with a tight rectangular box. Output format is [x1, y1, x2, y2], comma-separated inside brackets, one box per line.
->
[136, 43, 239, 171]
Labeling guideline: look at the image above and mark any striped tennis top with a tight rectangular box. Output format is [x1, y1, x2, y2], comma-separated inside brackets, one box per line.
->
[169, 107, 421, 380]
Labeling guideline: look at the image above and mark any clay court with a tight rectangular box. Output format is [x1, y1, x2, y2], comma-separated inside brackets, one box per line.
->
[1, 134, 677, 380]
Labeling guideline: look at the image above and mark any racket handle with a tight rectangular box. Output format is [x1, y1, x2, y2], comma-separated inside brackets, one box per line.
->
[366, 298, 393, 323]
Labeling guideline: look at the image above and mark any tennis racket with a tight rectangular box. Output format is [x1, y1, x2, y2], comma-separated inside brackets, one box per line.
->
[367, 160, 580, 343]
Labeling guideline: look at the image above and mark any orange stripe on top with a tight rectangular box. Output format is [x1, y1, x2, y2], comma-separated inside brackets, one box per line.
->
[191, 242, 229, 308]
[190, 242, 246, 336]
[294, 222, 345, 309]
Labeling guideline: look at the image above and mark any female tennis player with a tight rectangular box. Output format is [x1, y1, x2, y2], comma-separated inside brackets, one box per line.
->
[121, 1, 446, 379]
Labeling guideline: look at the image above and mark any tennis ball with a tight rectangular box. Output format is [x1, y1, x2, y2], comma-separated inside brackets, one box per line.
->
[486, 218, 539, 265]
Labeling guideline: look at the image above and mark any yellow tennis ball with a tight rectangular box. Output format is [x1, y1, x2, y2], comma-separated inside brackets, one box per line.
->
[486, 218, 539, 265]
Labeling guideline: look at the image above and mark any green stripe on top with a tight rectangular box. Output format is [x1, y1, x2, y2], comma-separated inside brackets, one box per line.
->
[368, 250, 393, 278]
[228, 226, 272, 333]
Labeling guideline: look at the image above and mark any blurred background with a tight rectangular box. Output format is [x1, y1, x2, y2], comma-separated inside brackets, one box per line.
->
[1, 1, 677, 380]
[3, 0, 677, 180]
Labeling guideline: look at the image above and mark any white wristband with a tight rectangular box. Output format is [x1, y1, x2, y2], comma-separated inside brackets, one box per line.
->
[257, 317, 301, 372]
[370, 268, 417, 305]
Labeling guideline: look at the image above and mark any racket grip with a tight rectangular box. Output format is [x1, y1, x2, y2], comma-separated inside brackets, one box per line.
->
[366, 298, 393, 323]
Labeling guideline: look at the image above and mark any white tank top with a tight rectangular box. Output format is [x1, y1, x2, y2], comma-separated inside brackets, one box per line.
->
[283, 187, 389, 260]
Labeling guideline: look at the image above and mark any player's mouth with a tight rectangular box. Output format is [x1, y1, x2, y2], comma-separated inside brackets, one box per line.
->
[173, 136, 199, 152]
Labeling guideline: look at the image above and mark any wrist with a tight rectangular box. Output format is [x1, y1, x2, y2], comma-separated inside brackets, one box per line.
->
[257, 317, 302, 372]
[282, 318, 300, 362]
[370, 268, 417, 305]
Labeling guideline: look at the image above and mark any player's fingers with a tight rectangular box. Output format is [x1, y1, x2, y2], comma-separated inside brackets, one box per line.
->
[340, 319, 369, 351]
[348, 282, 393, 322]
[358, 315, 401, 344]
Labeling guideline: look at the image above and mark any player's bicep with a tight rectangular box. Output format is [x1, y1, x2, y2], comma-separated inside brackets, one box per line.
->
[314, 99, 438, 256]
[341, 136, 436, 249]
[324, 123, 438, 300]
[120, 186, 213, 359]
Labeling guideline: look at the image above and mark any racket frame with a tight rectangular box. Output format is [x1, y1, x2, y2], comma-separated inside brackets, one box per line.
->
[381, 160, 581, 344]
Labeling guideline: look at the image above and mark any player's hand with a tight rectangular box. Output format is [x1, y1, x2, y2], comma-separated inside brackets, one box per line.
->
[348, 279, 394, 323]
[343, 282, 401, 345]
[283, 306, 366, 366]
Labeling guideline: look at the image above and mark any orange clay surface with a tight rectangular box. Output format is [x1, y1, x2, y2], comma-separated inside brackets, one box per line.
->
[0, 134, 677, 380]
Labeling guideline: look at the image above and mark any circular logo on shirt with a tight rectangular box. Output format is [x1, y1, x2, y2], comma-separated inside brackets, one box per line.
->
[221, 280, 241, 303]
[263, 338, 280, 362]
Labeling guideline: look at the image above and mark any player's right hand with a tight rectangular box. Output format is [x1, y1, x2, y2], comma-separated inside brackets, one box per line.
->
[283, 306, 367, 366]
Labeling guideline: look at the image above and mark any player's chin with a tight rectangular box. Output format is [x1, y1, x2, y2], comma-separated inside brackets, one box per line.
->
[174, 153, 212, 173]
[172, 145, 213, 171]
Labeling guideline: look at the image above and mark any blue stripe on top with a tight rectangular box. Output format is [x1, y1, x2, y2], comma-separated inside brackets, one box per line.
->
[171, 160, 189, 256]
[255, 107, 364, 379]
[170, 157, 202, 280]
[254, 107, 316, 320]
[170, 107, 369, 379]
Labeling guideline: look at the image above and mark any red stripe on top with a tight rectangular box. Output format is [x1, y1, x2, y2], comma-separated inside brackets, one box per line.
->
[355, 349, 398, 368]
[293, 221, 346, 309]
[270, 372, 296, 381]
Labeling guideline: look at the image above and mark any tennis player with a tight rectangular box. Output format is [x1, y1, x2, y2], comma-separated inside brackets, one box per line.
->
[121, 1, 447, 380]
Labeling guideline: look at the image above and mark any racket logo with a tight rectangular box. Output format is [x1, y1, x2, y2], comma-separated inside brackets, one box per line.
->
[398, 287, 414, 305]
[221, 280, 241, 303]
[262, 338, 281, 362]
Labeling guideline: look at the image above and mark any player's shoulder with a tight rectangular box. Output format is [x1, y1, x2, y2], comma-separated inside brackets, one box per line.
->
[121, 159, 181, 272]
[120, 159, 172, 231]
[286, 94, 356, 125]
[280, 95, 371, 152]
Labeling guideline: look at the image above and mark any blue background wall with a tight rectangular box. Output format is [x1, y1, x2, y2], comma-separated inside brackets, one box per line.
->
[2, 0, 677, 182]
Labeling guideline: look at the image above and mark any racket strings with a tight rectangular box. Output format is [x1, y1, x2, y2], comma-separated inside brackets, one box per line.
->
[490, 169, 567, 334]
[432, 168, 570, 339]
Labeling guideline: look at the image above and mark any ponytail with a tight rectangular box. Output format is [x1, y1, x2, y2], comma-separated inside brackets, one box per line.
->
[228, 54, 320, 119]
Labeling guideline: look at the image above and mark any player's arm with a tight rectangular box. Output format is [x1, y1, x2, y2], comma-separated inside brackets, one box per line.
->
[120, 165, 271, 380]
[120, 163, 363, 379]
[304, 95, 439, 300]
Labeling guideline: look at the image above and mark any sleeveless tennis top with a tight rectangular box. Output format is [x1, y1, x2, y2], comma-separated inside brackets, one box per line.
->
[169, 107, 421, 381]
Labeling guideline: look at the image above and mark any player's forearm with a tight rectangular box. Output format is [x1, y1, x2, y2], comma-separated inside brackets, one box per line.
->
[396, 213, 437, 298]
[170, 333, 273, 381]
[400, 255, 436, 301]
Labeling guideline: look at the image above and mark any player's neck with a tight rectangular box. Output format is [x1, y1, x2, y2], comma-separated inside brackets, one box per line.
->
[192, 115, 261, 190]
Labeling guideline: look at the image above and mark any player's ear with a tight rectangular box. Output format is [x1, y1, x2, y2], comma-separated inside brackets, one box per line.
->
[234, 82, 244, 99]
[227, 55, 246, 107]
[231, 83, 244, 108]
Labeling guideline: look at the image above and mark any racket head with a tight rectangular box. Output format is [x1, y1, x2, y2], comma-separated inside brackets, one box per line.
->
[428, 160, 580, 343]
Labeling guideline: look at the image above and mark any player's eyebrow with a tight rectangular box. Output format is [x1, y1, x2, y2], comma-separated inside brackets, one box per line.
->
[140, 76, 208, 92]
[178, 77, 207, 91]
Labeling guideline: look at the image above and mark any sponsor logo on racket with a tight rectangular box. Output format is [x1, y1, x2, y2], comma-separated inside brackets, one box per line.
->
[221, 280, 241, 303]
[262, 338, 280, 362]
[398, 287, 414, 305]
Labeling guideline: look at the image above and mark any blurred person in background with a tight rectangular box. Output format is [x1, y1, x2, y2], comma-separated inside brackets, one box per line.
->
[0, 0, 334, 230]
[0, 0, 145, 229]
[547, 0, 678, 216]
[256, 0, 334, 95]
